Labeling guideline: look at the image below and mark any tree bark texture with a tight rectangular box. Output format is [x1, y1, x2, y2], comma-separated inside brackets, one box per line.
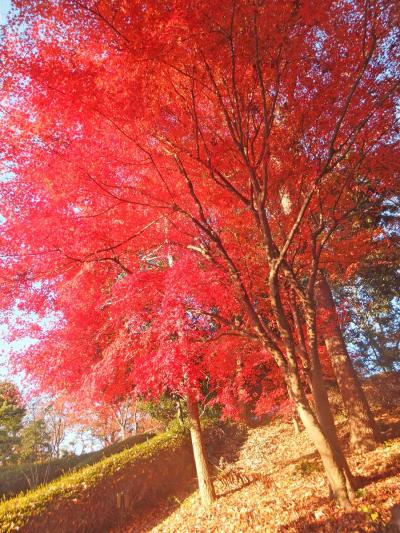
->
[187, 397, 216, 506]
[317, 273, 381, 452]
[285, 366, 352, 509]
[268, 271, 352, 508]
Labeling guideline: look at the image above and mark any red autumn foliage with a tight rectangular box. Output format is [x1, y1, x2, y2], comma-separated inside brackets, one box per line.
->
[0, 0, 398, 506]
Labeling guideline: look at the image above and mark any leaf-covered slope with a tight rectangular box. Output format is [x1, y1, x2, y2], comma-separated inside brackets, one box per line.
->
[137, 417, 399, 533]
[123, 376, 400, 533]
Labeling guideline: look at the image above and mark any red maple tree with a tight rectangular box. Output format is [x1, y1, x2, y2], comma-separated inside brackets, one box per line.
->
[1, 0, 398, 507]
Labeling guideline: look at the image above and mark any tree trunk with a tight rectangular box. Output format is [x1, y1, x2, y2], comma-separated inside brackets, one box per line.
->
[303, 292, 356, 494]
[236, 356, 250, 424]
[187, 397, 216, 507]
[310, 362, 356, 494]
[317, 273, 381, 452]
[132, 402, 138, 434]
[267, 271, 351, 507]
[292, 414, 302, 434]
[286, 383, 303, 434]
[176, 398, 185, 426]
[286, 367, 352, 509]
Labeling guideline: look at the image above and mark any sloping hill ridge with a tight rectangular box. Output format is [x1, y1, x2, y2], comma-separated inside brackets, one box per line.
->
[0, 430, 195, 533]
[0, 433, 155, 500]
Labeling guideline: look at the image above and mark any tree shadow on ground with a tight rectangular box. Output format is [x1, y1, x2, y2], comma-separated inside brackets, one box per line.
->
[115, 479, 198, 533]
[114, 423, 249, 533]
[378, 414, 400, 440]
[359, 453, 400, 487]
[217, 471, 271, 498]
[280, 449, 320, 468]
[358, 411, 400, 488]
[206, 422, 249, 466]
[277, 510, 378, 533]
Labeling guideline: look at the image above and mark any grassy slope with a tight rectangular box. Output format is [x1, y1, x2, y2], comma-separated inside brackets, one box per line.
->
[0, 432, 155, 499]
[0, 430, 186, 533]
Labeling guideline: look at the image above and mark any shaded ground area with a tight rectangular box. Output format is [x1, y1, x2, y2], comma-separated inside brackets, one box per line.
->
[120, 374, 400, 533]
[111, 423, 248, 532]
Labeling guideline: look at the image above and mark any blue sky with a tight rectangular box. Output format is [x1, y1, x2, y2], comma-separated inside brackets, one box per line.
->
[0, 0, 11, 26]
[0, 1, 26, 384]
[0, 0, 13, 380]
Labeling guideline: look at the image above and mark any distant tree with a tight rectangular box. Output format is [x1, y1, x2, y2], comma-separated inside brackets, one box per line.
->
[0, 381, 25, 465]
[18, 418, 52, 463]
[63, 394, 148, 447]
[43, 404, 67, 459]
[338, 263, 400, 374]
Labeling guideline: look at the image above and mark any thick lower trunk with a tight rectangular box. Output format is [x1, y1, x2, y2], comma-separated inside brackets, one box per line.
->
[187, 397, 216, 507]
[295, 397, 352, 509]
[286, 367, 352, 509]
[267, 269, 351, 507]
[302, 291, 355, 494]
[311, 364, 356, 494]
[317, 273, 381, 452]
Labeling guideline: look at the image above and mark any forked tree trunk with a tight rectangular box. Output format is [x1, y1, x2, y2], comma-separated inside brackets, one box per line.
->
[187, 397, 216, 507]
[268, 272, 351, 508]
[317, 273, 381, 452]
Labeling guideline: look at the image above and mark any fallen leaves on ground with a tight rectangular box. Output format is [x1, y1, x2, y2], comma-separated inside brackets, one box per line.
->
[120, 401, 400, 533]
